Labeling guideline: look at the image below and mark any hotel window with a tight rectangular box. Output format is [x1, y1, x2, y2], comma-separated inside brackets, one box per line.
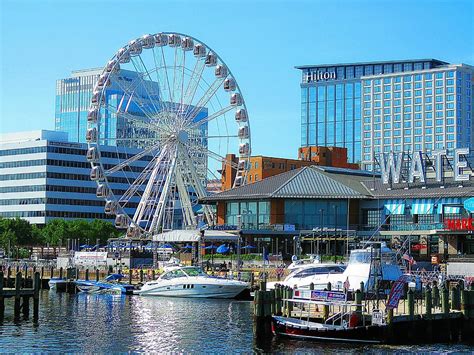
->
[404, 137, 412, 143]
[435, 80, 443, 87]
[414, 63, 423, 70]
[394, 63, 402, 72]
[383, 64, 393, 73]
[415, 82, 422, 89]
[394, 84, 401, 91]
[446, 79, 454, 86]
[426, 135, 432, 142]
[415, 121, 422, 128]
[384, 85, 391, 91]
[364, 65, 373, 75]
[425, 97, 432, 103]
[414, 74, 422, 81]
[404, 91, 411, 97]
[415, 144, 422, 150]
[425, 143, 433, 149]
[374, 65, 382, 74]
[346, 66, 354, 79]
[355, 66, 363, 77]
[394, 130, 401, 136]
[403, 63, 413, 71]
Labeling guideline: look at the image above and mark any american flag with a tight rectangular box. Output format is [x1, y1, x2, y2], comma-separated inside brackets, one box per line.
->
[402, 254, 417, 265]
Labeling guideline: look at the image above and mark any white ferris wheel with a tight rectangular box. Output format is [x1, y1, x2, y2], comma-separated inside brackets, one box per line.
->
[85, 32, 251, 238]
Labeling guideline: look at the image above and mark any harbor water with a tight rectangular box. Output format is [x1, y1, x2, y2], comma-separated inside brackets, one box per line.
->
[0, 291, 472, 353]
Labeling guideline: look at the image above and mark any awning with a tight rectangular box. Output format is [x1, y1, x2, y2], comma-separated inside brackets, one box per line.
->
[384, 199, 405, 215]
[411, 199, 435, 215]
[438, 198, 461, 214]
[152, 229, 239, 242]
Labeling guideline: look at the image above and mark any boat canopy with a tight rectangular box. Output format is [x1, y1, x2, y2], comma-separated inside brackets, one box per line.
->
[152, 230, 239, 243]
[105, 273, 125, 281]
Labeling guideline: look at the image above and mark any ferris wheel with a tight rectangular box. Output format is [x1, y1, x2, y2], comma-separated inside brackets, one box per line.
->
[85, 32, 251, 238]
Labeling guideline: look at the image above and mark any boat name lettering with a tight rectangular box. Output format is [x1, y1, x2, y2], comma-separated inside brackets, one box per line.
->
[310, 290, 346, 302]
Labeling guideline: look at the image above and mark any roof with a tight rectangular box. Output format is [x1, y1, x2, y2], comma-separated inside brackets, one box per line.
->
[201, 166, 373, 203]
[295, 59, 448, 70]
[152, 229, 238, 242]
[362, 180, 474, 199]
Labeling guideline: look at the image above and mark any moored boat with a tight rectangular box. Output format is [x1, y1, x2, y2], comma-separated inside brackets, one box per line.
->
[74, 274, 134, 294]
[135, 266, 249, 299]
[48, 277, 67, 290]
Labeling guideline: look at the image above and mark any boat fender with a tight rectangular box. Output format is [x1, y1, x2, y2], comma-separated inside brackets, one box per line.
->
[349, 311, 359, 328]
[342, 320, 348, 328]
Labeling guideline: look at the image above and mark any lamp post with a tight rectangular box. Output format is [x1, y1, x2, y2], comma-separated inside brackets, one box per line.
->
[319, 208, 324, 257]
[334, 205, 338, 263]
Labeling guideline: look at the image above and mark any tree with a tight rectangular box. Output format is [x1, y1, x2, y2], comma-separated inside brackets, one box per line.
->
[41, 219, 69, 246]
[90, 219, 121, 245]
[0, 229, 17, 257]
[0, 217, 37, 247]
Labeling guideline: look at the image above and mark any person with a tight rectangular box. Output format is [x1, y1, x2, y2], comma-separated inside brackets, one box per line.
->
[206, 259, 211, 271]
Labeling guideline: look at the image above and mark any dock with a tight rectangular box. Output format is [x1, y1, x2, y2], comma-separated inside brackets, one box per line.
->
[0, 271, 40, 321]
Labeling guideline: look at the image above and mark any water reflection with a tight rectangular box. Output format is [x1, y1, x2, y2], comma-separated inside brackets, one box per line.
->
[0, 291, 472, 353]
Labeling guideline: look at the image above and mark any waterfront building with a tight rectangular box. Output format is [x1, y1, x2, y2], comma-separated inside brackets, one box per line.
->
[296, 59, 473, 166]
[202, 163, 474, 260]
[0, 130, 146, 225]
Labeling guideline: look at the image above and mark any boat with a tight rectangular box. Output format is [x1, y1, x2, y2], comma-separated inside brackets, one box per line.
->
[267, 263, 346, 290]
[74, 274, 134, 295]
[135, 266, 249, 298]
[48, 277, 67, 290]
[271, 289, 385, 344]
[311, 242, 402, 292]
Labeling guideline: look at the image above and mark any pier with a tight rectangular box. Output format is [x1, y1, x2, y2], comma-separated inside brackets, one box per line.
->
[254, 281, 474, 344]
[0, 271, 40, 321]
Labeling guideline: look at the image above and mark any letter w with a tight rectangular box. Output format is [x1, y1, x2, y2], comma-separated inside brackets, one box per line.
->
[379, 152, 404, 184]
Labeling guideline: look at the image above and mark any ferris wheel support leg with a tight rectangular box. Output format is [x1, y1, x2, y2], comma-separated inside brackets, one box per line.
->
[150, 149, 178, 233]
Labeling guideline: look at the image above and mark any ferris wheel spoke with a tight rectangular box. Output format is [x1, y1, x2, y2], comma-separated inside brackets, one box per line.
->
[187, 144, 239, 170]
[189, 105, 235, 129]
[184, 77, 226, 124]
[151, 48, 171, 113]
[183, 58, 206, 110]
[109, 76, 158, 122]
[130, 56, 162, 117]
[105, 143, 161, 176]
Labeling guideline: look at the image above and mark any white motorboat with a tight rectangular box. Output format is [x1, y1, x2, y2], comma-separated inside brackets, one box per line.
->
[313, 243, 403, 292]
[48, 277, 67, 290]
[268, 263, 346, 290]
[135, 266, 249, 299]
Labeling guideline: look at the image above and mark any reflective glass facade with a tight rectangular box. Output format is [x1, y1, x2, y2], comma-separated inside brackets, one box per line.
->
[361, 64, 474, 170]
[298, 60, 449, 164]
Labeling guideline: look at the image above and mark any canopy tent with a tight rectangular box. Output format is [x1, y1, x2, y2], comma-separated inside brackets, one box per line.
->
[152, 230, 240, 243]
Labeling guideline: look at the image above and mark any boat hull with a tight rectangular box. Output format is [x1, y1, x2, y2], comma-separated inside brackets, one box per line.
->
[272, 316, 384, 344]
[74, 280, 133, 294]
[137, 282, 248, 299]
[48, 278, 67, 289]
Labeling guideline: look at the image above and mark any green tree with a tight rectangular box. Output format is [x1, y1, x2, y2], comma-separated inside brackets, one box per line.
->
[0, 217, 36, 247]
[41, 219, 69, 246]
[90, 219, 121, 245]
[0, 229, 17, 257]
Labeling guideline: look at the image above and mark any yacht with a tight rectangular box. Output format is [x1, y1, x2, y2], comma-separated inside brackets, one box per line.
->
[135, 266, 249, 299]
[74, 274, 134, 294]
[268, 263, 346, 290]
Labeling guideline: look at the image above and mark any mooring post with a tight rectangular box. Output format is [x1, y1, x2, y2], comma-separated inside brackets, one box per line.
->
[360, 281, 365, 300]
[129, 268, 133, 285]
[327, 282, 332, 291]
[40, 267, 44, 290]
[425, 286, 432, 318]
[387, 308, 394, 324]
[287, 287, 293, 317]
[96, 269, 100, 282]
[250, 272, 254, 289]
[432, 283, 440, 309]
[140, 268, 144, 283]
[152, 269, 156, 281]
[310, 282, 314, 291]
[59, 267, 63, 279]
[451, 284, 461, 310]
[50, 266, 54, 279]
[0, 271, 4, 320]
[33, 272, 40, 320]
[267, 290, 274, 316]
[461, 287, 469, 318]
[407, 289, 415, 318]
[7, 266, 11, 288]
[355, 289, 362, 313]
[274, 285, 282, 316]
[14, 272, 22, 319]
[260, 280, 266, 292]
[441, 285, 450, 315]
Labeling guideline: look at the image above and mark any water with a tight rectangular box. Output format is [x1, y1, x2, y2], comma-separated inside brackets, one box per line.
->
[0, 291, 472, 353]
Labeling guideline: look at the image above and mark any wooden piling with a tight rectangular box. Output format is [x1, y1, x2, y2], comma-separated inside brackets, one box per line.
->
[59, 267, 63, 279]
[22, 295, 30, 317]
[40, 267, 44, 290]
[33, 272, 40, 320]
[96, 269, 100, 282]
[327, 282, 332, 291]
[7, 266, 11, 288]
[129, 268, 133, 285]
[407, 289, 415, 319]
[140, 269, 144, 283]
[259, 280, 266, 292]
[50, 266, 54, 279]
[152, 269, 156, 280]
[14, 272, 21, 319]
[432, 283, 440, 309]
[274, 285, 282, 316]
[425, 287, 432, 318]
[452, 285, 461, 311]
[85, 269, 89, 281]
[0, 271, 4, 320]
[441, 285, 449, 315]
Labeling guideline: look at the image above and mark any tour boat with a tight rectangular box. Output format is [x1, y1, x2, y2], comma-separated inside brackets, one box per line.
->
[74, 274, 134, 295]
[135, 266, 249, 298]
[271, 290, 385, 344]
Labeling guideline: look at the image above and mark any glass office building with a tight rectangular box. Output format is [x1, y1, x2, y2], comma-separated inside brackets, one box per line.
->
[361, 64, 474, 170]
[297, 59, 450, 164]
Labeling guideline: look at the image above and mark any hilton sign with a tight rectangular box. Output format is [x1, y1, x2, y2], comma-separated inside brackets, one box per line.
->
[379, 148, 471, 185]
[304, 71, 337, 83]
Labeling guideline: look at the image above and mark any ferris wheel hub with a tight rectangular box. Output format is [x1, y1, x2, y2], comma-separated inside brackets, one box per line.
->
[177, 130, 189, 144]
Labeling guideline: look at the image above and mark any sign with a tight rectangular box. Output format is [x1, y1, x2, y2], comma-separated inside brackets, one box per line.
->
[379, 148, 471, 186]
[74, 251, 108, 267]
[411, 244, 427, 251]
[284, 224, 296, 232]
[304, 71, 337, 83]
[310, 290, 346, 303]
[387, 275, 408, 309]
[372, 310, 385, 326]
[445, 218, 474, 231]
[464, 198, 474, 213]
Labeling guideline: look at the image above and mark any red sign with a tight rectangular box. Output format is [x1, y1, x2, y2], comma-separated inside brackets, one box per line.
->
[411, 244, 427, 251]
[444, 218, 474, 231]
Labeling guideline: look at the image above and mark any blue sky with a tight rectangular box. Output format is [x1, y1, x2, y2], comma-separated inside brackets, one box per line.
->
[1, 0, 473, 158]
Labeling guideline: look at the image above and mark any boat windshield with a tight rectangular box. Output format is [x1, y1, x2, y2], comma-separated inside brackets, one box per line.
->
[182, 267, 208, 277]
[289, 265, 346, 279]
[161, 269, 187, 280]
[349, 251, 371, 264]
